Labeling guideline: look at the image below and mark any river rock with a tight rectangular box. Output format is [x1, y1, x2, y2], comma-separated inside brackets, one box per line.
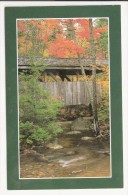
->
[65, 150, 78, 156]
[81, 136, 95, 141]
[71, 117, 92, 131]
[46, 143, 63, 150]
[58, 105, 92, 120]
[56, 121, 72, 131]
[31, 146, 45, 153]
[96, 150, 110, 156]
[72, 170, 82, 174]
[66, 131, 81, 135]
[25, 150, 49, 162]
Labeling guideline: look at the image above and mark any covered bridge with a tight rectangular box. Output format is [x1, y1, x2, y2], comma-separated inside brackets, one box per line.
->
[18, 57, 108, 77]
[18, 57, 108, 105]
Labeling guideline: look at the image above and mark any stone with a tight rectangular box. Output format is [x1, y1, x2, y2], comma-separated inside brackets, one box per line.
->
[25, 150, 49, 162]
[96, 150, 110, 156]
[71, 117, 92, 131]
[57, 105, 93, 120]
[65, 150, 78, 156]
[81, 136, 95, 141]
[36, 155, 49, 162]
[66, 131, 81, 135]
[56, 121, 72, 131]
[46, 143, 63, 150]
[72, 170, 82, 174]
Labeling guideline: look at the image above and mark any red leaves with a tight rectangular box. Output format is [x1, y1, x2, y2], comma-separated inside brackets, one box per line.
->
[75, 19, 107, 40]
[18, 36, 26, 42]
[97, 53, 104, 59]
[18, 18, 108, 58]
[76, 30, 90, 39]
[49, 38, 85, 58]
[75, 19, 89, 28]
[18, 21, 26, 32]
[94, 26, 108, 38]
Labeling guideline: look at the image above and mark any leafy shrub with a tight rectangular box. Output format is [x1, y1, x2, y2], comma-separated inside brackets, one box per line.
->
[19, 72, 62, 123]
[19, 68, 63, 150]
[98, 83, 109, 125]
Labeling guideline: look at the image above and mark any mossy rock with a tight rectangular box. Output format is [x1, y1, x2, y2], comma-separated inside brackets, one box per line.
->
[71, 117, 92, 131]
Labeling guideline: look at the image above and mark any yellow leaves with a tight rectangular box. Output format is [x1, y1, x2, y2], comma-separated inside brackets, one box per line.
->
[96, 65, 109, 91]
[41, 49, 49, 57]
[18, 41, 33, 56]
[99, 82, 109, 91]
[75, 36, 90, 50]
[18, 47, 26, 55]
[18, 36, 26, 42]
[101, 81, 109, 90]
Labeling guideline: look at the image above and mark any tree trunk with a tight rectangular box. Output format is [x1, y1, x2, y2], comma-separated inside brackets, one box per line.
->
[89, 19, 100, 135]
[67, 20, 92, 105]
[67, 19, 100, 134]
[77, 53, 92, 104]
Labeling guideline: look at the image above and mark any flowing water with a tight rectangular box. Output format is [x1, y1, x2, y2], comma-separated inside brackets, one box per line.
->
[20, 132, 110, 178]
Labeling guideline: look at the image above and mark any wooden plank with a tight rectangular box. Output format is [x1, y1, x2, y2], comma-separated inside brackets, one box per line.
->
[41, 81, 102, 106]
[47, 72, 58, 81]
[77, 81, 81, 105]
[18, 57, 108, 66]
[18, 57, 108, 74]
[72, 82, 77, 105]
[66, 82, 72, 105]
[81, 81, 86, 104]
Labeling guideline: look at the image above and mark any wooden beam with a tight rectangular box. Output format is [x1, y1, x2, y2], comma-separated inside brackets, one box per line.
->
[59, 72, 71, 81]
[47, 72, 58, 82]
[76, 71, 79, 81]
[44, 72, 47, 82]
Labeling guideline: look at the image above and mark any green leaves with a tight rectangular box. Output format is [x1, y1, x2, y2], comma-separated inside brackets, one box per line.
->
[98, 91, 109, 124]
[31, 127, 52, 143]
[19, 69, 63, 149]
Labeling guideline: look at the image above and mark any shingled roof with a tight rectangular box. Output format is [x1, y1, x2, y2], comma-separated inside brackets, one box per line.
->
[18, 56, 108, 71]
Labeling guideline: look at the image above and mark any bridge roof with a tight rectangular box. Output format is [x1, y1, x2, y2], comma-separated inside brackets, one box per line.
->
[18, 56, 108, 71]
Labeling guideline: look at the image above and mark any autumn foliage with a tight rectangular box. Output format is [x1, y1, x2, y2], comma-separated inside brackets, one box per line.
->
[18, 18, 109, 149]
[17, 18, 108, 59]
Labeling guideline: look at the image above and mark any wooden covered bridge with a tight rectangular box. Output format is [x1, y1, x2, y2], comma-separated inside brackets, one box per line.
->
[18, 57, 108, 105]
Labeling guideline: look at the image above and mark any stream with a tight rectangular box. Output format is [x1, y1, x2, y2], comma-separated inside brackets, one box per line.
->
[20, 130, 110, 178]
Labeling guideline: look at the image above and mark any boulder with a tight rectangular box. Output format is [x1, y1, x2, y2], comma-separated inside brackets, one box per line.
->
[71, 117, 92, 131]
[56, 121, 72, 131]
[25, 150, 49, 162]
[64, 150, 78, 156]
[66, 131, 81, 135]
[46, 143, 63, 150]
[58, 105, 92, 120]
[81, 136, 95, 141]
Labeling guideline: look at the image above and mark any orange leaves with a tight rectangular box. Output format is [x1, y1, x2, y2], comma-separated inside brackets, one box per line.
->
[75, 19, 89, 29]
[29, 20, 39, 26]
[75, 19, 90, 40]
[75, 19, 107, 40]
[18, 21, 26, 32]
[94, 26, 108, 38]
[96, 53, 104, 59]
[18, 36, 26, 42]
[77, 30, 90, 39]
[49, 38, 85, 58]
[37, 19, 62, 42]
[17, 18, 108, 59]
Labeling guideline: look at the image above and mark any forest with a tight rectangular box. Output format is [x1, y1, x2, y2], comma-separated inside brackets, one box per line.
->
[18, 18, 110, 178]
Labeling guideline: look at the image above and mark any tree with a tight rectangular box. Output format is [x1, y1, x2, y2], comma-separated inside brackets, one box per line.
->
[89, 19, 100, 135]
[19, 67, 63, 149]
[18, 19, 62, 57]
[48, 18, 107, 135]
[18, 18, 109, 137]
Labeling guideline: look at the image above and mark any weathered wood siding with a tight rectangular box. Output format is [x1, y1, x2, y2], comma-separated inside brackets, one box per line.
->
[41, 81, 102, 106]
